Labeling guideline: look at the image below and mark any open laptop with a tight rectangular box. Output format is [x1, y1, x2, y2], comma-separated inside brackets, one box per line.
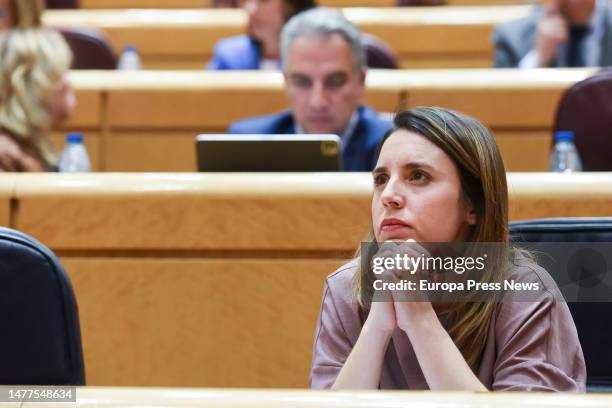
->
[195, 134, 342, 172]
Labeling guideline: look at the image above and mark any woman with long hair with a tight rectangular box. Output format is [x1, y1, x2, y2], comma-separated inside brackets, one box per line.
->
[0, 29, 74, 171]
[309, 107, 585, 391]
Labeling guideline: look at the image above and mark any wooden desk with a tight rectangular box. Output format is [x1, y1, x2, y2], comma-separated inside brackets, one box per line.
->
[0, 175, 16, 227]
[13, 172, 612, 250]
[43, 6, 532, 69]
[60, 68, 593, 172]
[23, 387, 612, 407]
[7, 172, 612, 387]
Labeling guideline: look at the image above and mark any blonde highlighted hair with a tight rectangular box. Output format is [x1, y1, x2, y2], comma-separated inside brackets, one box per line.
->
[355, 107, 510, 372]
[0, 29, 72, 167]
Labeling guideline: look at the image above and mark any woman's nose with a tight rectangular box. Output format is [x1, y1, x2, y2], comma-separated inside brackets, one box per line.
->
[380, 179, 405, 209]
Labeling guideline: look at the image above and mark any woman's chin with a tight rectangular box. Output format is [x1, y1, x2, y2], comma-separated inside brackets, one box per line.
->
[384, 238, 407, 242]
[379, 232, 416, 242]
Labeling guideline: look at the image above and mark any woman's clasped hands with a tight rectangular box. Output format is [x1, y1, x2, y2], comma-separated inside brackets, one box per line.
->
[366, 239, 438, 336]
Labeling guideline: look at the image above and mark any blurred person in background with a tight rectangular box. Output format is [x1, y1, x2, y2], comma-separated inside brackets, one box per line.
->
[0, 0, 43, 29]
[228, 8, 391, 171]
[0, 29, 75, 171]
[207, 0, 316, 70]
[493, 0, 612, 68]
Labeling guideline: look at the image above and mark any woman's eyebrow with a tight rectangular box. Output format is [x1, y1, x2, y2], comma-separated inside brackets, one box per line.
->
[373, 162, 434, 174]
[403, 162, 434, 171]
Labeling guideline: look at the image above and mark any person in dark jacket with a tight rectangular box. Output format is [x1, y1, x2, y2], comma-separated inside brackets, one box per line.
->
[228, 8, 391, 171]
[207, 0, 316, 70]
[493, 0, 612, 68]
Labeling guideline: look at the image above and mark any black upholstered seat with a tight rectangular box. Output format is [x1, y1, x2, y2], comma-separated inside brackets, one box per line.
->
[510, 217, 612, 391]
[0, 227, 85, 385]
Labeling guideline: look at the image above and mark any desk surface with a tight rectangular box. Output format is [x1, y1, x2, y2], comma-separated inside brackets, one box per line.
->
[10, 172, 612, 252]
[45, 6, 530, 27]
[24, 387, 612, 408]
[12, 172, 612, 197]
[12, 173, 612, 251]
[67, 68, 593, 91]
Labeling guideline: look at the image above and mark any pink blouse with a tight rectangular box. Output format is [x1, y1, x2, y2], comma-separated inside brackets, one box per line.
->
[309, 256, 587, 391]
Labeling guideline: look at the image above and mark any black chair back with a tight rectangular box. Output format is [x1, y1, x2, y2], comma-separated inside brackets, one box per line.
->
[0, 228, 85, 385]
[510, 217, 612, 391]
[554, 71, 612, 171]
[61, 28, 117, 70]
[362, 33, 399, 69]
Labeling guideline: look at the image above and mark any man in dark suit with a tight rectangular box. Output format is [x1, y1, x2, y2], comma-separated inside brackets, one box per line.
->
[493, 0, 612, 68]
[228, 8, 392, 171]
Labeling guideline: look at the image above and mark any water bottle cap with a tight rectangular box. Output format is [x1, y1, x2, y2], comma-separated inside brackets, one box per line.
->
[66, 133, 83, 143]
[124, 45, 138, 53]
[555, 130, 574, 142]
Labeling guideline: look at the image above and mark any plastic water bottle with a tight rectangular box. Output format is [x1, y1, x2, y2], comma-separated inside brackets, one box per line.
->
[59, 133, 91, 172]
[549, 131, 582, 173]
[117, 45, 142, 70]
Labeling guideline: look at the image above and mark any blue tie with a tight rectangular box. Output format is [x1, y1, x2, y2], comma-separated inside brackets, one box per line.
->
[568, 26, 589, 67]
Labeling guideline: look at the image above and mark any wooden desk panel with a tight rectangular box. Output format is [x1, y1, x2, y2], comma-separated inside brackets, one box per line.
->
[63, 88, 102, 129]
[104, 130, 550, 173]
[507, 173, 612, 220]
[66, 66, 591, 128]
[19, 193, 370, 250]
[376, 68, 592, 127]
[13, 173, 612, 251]
[107, 82, 287, 130]
[0, 199, 10, 228]
[0, 175, 17, 228]
[106, 87, 397, 130]
[96, 70, 399, 129]
[493, 131, 550, 172]
[43, 6, 532, 69]
[101, 128, 502, 172]
[64, 258, 339, 387]
[105, 132, 198, 172]
[44, 9, 242, 69]
[13, 173, 373, 251]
